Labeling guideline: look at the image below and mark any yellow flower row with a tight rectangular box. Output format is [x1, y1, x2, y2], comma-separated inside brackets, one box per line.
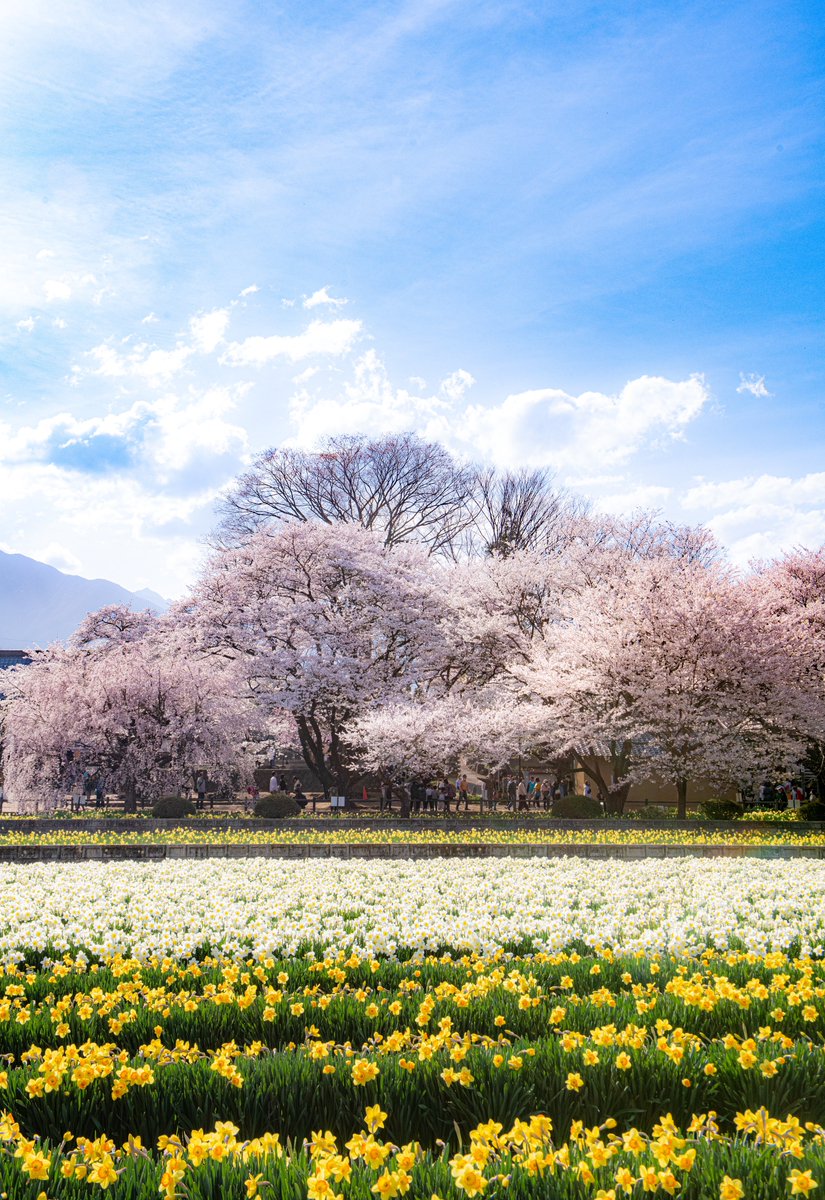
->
[2, 824, 825, 846]
[1, 946, 822, 1017]
[0, 1105, 821, 1198]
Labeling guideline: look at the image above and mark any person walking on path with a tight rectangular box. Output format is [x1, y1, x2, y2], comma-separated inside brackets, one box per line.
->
[195, 772, 207, 811]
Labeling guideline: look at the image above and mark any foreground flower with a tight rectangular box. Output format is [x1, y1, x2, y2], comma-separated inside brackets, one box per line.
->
[720, 1177, 745, 1200]
[789, 1169, 818, 1195]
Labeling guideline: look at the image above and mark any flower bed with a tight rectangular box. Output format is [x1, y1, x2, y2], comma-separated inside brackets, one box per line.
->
[0, 859, 823, 1196]
[0, 858, 824, 960]
[0, 824, 824, 848]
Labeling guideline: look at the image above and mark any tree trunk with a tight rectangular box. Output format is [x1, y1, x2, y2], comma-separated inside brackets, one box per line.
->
[573, 746, 633, 815]
[676, 777, 688, 820]
[123, 779, 137, 814]
[295, 714, 337, 795]
[604, 780, 631, 815]
[397, 781, 410, 819]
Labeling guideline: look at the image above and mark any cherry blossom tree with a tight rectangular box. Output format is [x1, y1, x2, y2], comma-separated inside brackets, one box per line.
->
[2, 607, 253, 811]
[350, 549, 568, 783]
[752, 546, 825, 796]
[352, 688, 524, 781]
[516, 557, 817, 814]
[186, 522, 454, 796]
[359, 547, 823, 816]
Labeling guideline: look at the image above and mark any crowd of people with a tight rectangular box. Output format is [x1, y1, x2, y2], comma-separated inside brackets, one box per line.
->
[47, 745, 821, 815]
[67, 768, 109, 811]
[374, 772, 582, 814]
[750, 780, 809, 810]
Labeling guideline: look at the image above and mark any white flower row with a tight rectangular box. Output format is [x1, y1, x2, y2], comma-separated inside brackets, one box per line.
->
[1, 856, 823, 963]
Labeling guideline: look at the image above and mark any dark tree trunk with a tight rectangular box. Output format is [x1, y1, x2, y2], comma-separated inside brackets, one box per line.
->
[123, 779, 137, 814]
[295, 714, 337, 794]
[604, 781, 631, 815]
[572, 749, 632, 815]
[676, 777, 688, 820]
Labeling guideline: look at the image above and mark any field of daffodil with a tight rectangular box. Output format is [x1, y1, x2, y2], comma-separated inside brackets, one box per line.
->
[0, 824, 824, 848]
[1, 859, 825, 1197]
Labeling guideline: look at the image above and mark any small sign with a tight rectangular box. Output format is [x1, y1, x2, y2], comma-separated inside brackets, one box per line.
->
[330, 795, 347, 809]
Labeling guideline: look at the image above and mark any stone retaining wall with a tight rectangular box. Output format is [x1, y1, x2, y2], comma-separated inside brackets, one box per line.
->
[0, 843, 823, 862]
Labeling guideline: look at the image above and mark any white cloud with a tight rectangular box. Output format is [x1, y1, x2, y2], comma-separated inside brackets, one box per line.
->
[145, 385, 250, 476]
[287, 354, 709, 471]
[598, 484, 673, 513]
[0, 382, 249, 483]
[287, 350, 437, 447]
[466, 374, 709, 469]
[682, 472, 825, 564]
[737, 372, 772, 398]
[239, 284, 259, 297]
[684, 473, 825, 510]
[141, 312, 159, 324]
[440, 369, 475, 402]
[189, 307, 230, 354]
[37, 542, 83, 575]
[303, 285, 349, 309]
[16, 316, 36, 332]
[82, 339, 194, 386]
[43, 279, 72, 302]
[292, 366, 320, 384]
[77, 302, 237, 386]
[221, 318, 362, 366]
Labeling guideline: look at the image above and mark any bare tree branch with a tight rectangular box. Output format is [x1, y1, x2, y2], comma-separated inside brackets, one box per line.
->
[214, 433, 478, 555]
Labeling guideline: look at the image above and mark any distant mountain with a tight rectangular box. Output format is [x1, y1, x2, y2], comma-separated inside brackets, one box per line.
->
[133, 586, 170, 610]
[0, 551, 169, 649]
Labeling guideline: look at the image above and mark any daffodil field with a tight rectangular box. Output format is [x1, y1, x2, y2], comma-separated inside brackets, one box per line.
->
[1, 859, 824, 1198]
[0, 824, 824, 849]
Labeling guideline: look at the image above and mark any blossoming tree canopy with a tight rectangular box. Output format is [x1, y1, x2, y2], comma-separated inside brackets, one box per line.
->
[516, 555, 822, 814]
[1, 606, 253, 811]
[186, 521, 456, 794]
[353, 548, 825, 810]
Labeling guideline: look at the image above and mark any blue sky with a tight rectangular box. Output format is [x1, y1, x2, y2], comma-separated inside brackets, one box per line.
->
[1, 0, 823, 595]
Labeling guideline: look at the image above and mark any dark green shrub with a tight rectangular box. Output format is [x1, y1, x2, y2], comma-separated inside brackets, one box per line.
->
[151, 795, 196, 819]
[550, 795, 602, 819]
[253, 792, 301, 819]
[800, 800, 825, 821]
[698, 798, 743, 821]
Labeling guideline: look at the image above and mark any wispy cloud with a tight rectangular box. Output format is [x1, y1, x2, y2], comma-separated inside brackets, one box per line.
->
[303, 286, 348, 310]
[43, 279, 72, 302]
[737, 372, 772, 398]
[221, 318, 363, 366]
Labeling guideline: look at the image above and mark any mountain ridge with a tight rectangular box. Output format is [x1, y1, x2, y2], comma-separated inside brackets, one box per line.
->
[0, 550, 169, 648]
